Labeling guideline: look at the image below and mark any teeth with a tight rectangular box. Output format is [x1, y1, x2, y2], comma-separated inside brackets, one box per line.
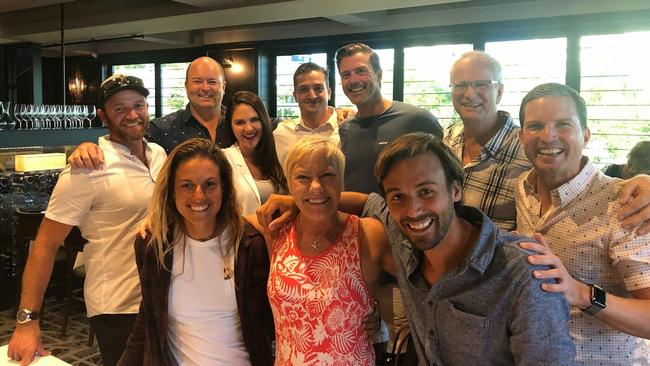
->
[463, 103, 480, 108]
[190, 204, 208, 211]
[307, 197, 328, 204]
[406, 218, 432, 231]
[348, 86, 364, 92]
[125, 122, 141, 127]
[538, 148, 562, 155]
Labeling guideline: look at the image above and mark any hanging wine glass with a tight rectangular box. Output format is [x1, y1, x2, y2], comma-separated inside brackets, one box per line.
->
[5, 101, 16, 129]
[86, 105, 96, 128]
[14, 103, 24, 130]
[0, 101, 7, 129]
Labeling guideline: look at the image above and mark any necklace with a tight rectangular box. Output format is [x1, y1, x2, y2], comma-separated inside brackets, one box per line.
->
[310, 239, 321, 253]
[211, 228, 233, 280]
[300, 216, 343, 254]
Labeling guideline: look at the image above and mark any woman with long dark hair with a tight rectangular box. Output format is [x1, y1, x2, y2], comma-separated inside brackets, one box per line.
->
[221, 91, 287, 214]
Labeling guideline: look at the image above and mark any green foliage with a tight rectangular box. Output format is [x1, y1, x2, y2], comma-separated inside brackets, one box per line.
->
[165, 90, 187, 112]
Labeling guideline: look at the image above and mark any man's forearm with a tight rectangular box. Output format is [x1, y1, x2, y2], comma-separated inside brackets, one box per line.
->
[339, 192, 369, 216]
[19, 244, 59, 310]
[592, 290, 650, 339]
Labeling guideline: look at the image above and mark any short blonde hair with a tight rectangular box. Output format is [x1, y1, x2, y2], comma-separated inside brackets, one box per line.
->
[284, 138, 345, 184]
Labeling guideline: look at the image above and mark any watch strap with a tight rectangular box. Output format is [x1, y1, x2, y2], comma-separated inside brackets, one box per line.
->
[16, 308, 39, 324]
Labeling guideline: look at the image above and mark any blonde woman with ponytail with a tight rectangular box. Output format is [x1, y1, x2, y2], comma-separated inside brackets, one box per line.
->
[118, 138, 273, 366]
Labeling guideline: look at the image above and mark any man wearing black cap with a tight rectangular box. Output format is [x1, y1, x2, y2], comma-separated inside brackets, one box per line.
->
[7, 74, 167, 366]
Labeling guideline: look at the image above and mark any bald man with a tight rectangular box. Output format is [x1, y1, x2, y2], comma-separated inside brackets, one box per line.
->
[147, 56, 228, 153]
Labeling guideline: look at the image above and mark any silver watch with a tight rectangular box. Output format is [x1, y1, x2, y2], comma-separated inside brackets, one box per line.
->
[16, 308, 39, 324]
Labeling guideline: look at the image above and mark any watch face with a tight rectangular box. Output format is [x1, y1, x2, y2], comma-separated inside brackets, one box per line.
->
[592, 284, 607, 308]
[17, 310, 29, 323]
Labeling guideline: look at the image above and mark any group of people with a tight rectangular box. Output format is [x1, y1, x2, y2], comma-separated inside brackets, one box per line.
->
[6, 41, 650, 366]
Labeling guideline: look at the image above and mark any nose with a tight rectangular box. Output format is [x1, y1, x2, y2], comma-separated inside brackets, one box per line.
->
[540, 125, 557, 142]
[199, 80, 211, 90]
[306, 88, 317, 99]
[192, 185, 205, 200]
[243, 122, 255, 133]
[402, 196, 424, 218]
[462, 85, 479, 98]
[125, 108, 139, 120]
[309, 177, 323, 193]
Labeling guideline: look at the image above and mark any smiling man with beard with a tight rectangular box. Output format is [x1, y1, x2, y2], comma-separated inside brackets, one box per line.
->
[362, 132, 576, 365]
[7, 75, 167, 366]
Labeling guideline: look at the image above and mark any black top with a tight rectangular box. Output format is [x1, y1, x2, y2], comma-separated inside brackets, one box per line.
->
[339, 101, 443, 194]
[604, 163, 624, 178]
[146, 103, 227, 153]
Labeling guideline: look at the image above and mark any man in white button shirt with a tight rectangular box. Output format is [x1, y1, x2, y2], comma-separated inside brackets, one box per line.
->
[7, 74, 167, 366]
[515, 82, 650, 365]
[273, 62, 340, 165]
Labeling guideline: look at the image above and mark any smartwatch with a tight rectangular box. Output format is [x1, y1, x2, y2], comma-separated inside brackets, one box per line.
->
[581, 284, 606, 316]
[16, 308, 39, 324]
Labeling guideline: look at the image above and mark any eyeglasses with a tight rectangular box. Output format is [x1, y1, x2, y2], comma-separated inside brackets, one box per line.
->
[449, 80, 500, 94]
[100, 75, 145, 95]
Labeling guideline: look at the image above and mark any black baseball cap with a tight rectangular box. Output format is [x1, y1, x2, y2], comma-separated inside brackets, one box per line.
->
[98, 74, 150, 107]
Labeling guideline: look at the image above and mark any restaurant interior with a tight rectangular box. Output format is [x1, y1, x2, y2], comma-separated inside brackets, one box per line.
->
[1, 0, 650, 364]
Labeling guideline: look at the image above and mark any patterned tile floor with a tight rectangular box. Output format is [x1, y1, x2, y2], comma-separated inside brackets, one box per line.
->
[0, 297, 101, 365]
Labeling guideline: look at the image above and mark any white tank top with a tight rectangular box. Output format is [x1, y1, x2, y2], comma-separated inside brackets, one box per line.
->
[167, 234, 251, 366]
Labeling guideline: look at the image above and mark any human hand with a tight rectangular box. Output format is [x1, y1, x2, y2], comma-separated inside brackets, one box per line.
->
[138, 219, 151, 239]
[7, 323, 50, 366]
[67, 142, 104, 170]
[256, 194, 298, 232]
[618, 174, 650, 235]
[363, 302, 382, 338]
[335, 107, 356, 125]
[519, 233, 591, 309]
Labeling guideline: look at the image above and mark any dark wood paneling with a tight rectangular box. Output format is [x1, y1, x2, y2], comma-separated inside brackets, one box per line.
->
[207, 48, 258, 108]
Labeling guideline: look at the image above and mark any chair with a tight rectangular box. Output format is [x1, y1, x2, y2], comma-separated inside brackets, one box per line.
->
[60, 226, 88, 338]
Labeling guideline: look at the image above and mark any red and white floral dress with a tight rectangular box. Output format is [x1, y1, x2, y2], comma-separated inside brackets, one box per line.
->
[268, 214, 375, 366]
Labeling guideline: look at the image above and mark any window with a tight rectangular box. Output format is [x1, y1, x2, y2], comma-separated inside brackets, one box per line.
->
[335, 48, 394, 109]
[404, 44, 473, 128]
[111, 63, 156, 118]
[485, 38, 567, 125]
[276, 53, 327, 119]
[161, 62, 190, 116]
[580, 31, 650, 167]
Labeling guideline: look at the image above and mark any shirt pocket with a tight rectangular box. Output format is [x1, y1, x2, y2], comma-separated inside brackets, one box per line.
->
[436, 298, 490, 361]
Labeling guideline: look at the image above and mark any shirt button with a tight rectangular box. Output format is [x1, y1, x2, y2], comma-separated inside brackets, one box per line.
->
[427, 300, 433, 307]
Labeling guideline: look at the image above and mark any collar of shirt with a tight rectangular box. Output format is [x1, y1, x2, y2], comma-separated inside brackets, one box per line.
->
[480, 111, 516, 161]
[180, 103, 227, 128]
[522, 156, 597, 208]
[400, 206, 499, 280]
[98, 134, 153, 158]
[293, 106, 337, 132]
[444, 110, 513, 162]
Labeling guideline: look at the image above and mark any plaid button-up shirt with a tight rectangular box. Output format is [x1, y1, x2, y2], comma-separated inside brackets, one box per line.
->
[443, 111, 531, 231]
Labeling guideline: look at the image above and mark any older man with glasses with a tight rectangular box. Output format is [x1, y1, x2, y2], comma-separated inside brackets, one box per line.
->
[443, 51, 530, 231]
